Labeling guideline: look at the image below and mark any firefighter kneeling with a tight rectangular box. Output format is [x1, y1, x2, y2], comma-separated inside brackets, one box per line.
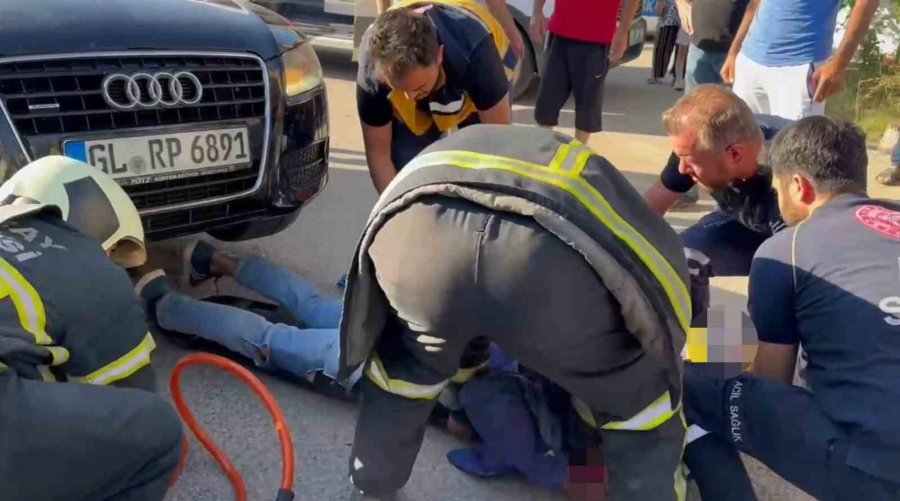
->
[340, 125, 691, 500]
[0, 157, 182, 501]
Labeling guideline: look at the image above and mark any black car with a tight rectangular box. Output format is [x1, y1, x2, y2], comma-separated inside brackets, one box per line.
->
[0, 0, 329, 241]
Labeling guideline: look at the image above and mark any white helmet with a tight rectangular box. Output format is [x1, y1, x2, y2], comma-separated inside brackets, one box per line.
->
[0, 156, 147, 268]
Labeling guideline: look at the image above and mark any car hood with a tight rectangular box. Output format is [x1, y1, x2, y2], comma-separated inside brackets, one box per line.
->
[0, 0, 290, 60]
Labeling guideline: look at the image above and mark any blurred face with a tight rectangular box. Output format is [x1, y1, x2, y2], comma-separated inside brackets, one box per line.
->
[382, 46, 444, 102]
[670, 129, 759, 192]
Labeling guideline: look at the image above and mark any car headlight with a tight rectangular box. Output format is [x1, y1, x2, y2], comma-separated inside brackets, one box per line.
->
[282, 42, 324, 98]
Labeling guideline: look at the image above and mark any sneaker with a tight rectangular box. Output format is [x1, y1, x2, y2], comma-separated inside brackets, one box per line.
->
[674, 80, 685, 91]
[876, 166, 900, 186]
[182, 240, 216, 287]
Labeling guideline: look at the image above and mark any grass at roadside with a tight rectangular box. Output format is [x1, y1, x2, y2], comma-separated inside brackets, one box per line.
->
[826, 68, 900, 142]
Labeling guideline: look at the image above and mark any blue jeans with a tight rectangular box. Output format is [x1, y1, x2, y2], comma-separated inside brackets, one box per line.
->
[893, 136, 900, 167]
[685, 44, 728, 93]
[156, 256, 355, 384]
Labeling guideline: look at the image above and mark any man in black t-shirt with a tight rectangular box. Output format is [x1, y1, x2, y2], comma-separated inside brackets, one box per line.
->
[357, 1, 515, 193]
[643, 86, 791, 357]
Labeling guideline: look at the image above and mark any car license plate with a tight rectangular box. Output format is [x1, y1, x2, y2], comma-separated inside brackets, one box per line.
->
[63, 127, 251, 186]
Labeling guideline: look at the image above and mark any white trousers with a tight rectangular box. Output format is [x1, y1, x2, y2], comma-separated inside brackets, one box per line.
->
[732, 52, 826, 121]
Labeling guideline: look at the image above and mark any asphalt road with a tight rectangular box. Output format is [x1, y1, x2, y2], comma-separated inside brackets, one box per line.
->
[157, 43, 896, 501]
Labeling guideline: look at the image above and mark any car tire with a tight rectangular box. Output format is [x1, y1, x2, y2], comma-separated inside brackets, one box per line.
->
[207, 210, 300, 241]
[512, 23, 537, 101]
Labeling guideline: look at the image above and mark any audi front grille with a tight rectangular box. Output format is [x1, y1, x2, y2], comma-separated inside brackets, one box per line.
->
[0, 53, 269, 213]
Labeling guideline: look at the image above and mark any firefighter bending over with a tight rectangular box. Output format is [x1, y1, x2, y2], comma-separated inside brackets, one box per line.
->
[340, 124, 691, 500]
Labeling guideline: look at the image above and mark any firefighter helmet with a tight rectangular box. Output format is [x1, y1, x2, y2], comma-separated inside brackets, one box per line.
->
[0, 156, 147, 268]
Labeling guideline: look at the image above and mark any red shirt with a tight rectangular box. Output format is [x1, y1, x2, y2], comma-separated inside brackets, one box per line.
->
[548, 0, 622, 44]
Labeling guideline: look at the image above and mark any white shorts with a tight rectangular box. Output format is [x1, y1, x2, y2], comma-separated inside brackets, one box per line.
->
[732, 52, 826, 121]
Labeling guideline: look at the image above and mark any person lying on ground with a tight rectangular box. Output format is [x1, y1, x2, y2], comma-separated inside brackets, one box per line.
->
[445, 345, 610, 501]
[134, 241, 361, 396]
[684, 116, 900, 500]
[0, 156, 182, 501]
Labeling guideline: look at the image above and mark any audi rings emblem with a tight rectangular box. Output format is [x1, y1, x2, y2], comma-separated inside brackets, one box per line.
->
[101, 71, 204, 110]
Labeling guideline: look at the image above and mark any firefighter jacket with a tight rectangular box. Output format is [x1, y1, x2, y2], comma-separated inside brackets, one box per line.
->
[0, 204, 154, 385]
[339, 124, 691, 427]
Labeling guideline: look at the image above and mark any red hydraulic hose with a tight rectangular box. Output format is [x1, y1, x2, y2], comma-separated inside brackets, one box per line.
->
[169, 352, 296, 501]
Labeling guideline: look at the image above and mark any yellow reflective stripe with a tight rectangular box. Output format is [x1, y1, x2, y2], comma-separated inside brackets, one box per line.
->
[0, 258, 70, 367]
[74, 332, 156, 386]
[601, 391, 678, 431]
[398, 150, 691, 333]
[365, 353, 449, 400]
[549, 141, 594, 175]
[686, 327, 708, 363]
[569, 145, 594, 177]
[450, 360, 489, 383]
[0, 258, 53, 346]
[549, 143, 572, 171]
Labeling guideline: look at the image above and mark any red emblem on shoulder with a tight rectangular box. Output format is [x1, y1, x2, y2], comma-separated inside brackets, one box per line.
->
[855, 205, 900, 240]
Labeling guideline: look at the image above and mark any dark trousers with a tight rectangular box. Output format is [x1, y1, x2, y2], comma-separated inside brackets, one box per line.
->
[682, 211, 767, 337]
[683, 367, 900, 500]
[390, 120, 442, 171]
[0, 372, 183, 501]
[349, 197, 685, 500]
[534, 34, 609, 133]
[653, 25, 680, 80]
[390, 114, 483, 171]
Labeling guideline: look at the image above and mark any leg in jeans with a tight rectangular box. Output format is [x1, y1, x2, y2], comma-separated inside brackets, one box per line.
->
[685, 45, 728, 93]
[893, 136, 900, 167]
[733, 53, 771, 115]
[0, 372, 183, 501]
[235, 255, 342, 329]
[157, 293, 343, 380]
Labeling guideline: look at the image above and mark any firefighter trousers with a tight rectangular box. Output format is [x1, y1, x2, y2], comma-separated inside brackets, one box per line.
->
[349, 196, 686, 500]
[0, 371, 183, 501]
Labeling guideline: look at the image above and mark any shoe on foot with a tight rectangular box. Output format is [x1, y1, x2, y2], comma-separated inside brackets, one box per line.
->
[876, 166, 900, 186]
[647, 77, 660, 85]
[182, 240, 217, 287]
[674, 80, 685, 91]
